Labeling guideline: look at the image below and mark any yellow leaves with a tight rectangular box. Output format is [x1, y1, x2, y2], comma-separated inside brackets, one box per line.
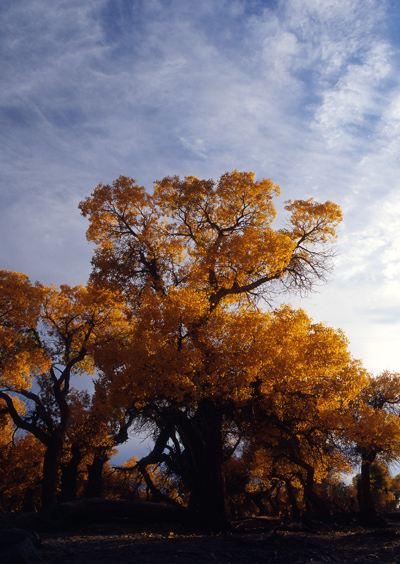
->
[351, 407, 400, 453]
[1, 349, 51, 389]
[153, 171, 287, 295]
[154, 174, 216, 214]
[341, 371, 400, 460]
[361, 369, 400, 407]
[0, 270, 45, 326]
[98, 297, 367, 416]
[79, 176, 152, 250]
[0, 433, 45, 511]
[0, 269, 129, 400]
[42, 282, 128, 363]
[215, 170, 280, 227]
[0, 270, 51, 389]
[194, 226, 296, 291]
[0, 397, 23, 447]
[283, 198, 343, 244]
[250, 304, 367, 407]
[79, 170, 344, 323]
[235, 306, 370, 484]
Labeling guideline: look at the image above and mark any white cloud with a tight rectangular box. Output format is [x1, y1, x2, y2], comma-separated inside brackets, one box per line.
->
[2, 0, 400, 375]
[312, 42, 392, 148]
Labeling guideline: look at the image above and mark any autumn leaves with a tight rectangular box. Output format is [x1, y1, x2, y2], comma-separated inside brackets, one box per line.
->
[1, 171, 398, 526]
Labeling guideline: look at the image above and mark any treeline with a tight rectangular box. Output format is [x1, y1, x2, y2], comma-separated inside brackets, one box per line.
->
[1, 171, 400, 529]
[2, 428, 400, 523]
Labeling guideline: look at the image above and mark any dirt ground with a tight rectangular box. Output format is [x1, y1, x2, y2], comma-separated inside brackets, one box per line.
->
[37, 519, 400, 564]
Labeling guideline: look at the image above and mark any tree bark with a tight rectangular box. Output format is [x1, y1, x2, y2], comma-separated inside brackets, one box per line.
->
[85, 449, 109, 498]
[42, 442, 61, 508]
[290, 456, 331, 522]
[284, 478, 301, 521]
[60, 445, 83, 502]
[177, 400, 228, 530]
[358, 449, 380, 526]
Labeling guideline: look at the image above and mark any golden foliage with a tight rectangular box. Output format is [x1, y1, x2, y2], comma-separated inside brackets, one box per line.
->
[79, 170, 342, 308]
[6, 170, 400, 519]
[343, 371, 400, 461]
[0, 432, 45, 511]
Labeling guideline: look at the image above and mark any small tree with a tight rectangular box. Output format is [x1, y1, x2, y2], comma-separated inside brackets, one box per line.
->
[234, 305, 366, 522]
[343, 371, 400, 525]
[0, 272, 126, 507]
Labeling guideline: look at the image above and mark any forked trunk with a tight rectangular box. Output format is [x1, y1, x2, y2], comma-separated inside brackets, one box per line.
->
[292, 457, 331, 522]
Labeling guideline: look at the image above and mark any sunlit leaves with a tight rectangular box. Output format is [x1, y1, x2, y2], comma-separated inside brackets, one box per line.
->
[2, 170, 374, 517]
[0, 269, 131, 507]
[79, 170, 343, 309]
[343, 371, 400, 461]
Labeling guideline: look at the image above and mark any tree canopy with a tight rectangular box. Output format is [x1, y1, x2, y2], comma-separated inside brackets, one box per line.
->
[0, 272, 126, 507]
[0, 170, 398, 528]
[78, 170, 349, 525]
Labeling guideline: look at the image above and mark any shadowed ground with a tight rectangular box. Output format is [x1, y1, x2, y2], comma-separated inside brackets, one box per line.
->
[38, 519, 400, 564]
[3, 501, 400, 563]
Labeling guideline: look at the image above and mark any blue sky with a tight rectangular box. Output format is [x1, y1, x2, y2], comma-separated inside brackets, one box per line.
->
[2, 0, 400, 383]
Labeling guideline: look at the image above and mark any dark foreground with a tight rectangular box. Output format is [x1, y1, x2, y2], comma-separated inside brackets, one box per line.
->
[3, 502, 400, 564]
[37, 520, 400, 564]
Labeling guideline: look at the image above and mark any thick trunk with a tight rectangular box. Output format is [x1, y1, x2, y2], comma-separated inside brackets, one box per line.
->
[284, 479, 301, 521]
[60, 445, 83, 502]
[85, 450, 109, 498]
[42, 443, 61, 508]
[303, 482, 331, 521]
[178, 401, 228, 530]
[358, 449, 380, 526]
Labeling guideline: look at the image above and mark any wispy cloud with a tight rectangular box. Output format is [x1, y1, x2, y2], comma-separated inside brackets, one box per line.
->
[312, 42, 392, 149]
[1, 0, 400, 372]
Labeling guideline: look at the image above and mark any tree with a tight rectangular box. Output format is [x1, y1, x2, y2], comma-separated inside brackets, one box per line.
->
[0, 272, 126, 507]
[57, 380, 137, 502]
[0, 430, 45, 512]
[342, 371, 400, 525]
[79, 170, 344, 527]
[0, 271, 49, 388]
[368, 460, 398, 512]
[0, 397, 45, 511]
[230, 305, 367, 521]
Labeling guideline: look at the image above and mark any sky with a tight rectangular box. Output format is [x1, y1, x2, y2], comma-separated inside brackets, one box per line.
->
[2, 0, 400, 459]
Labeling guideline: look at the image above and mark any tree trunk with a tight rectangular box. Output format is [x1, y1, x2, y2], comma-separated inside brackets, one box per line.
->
[358, 449, 380, 526]
[292, 458, 331, 522]
[60, 445, 83, 502]
[303, 482, 331, 521]
[284, 479, 301, 521]
[85, 449, 109, 498]
[42, 443, 61, 508]
[178, 401, 228, 530]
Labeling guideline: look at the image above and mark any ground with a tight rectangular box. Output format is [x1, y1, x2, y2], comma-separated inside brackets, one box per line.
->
[37, 519, 400, 564]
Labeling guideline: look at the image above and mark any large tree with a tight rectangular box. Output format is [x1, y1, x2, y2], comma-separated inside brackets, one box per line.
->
[79, 170, 345, 527]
